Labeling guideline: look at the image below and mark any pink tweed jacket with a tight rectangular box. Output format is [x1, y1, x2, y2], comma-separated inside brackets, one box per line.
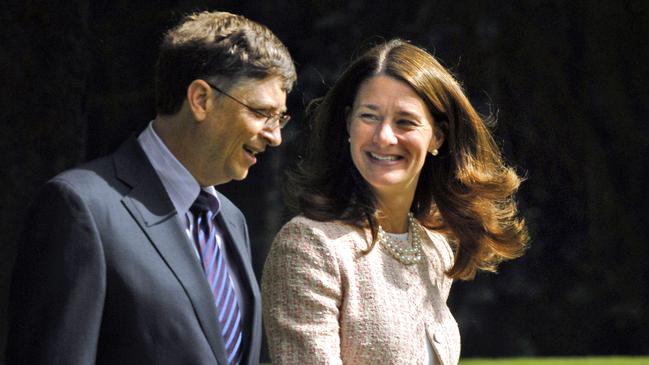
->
[262, 216, 461, 365]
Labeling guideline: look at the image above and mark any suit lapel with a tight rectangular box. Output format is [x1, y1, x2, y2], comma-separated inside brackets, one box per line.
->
[113, 138, 228, 364]
[217, 209, 258, 298]
[216, 202, 261, 364]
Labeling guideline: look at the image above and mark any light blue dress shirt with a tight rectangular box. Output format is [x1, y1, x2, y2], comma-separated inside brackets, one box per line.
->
[137, 121, 250, 333]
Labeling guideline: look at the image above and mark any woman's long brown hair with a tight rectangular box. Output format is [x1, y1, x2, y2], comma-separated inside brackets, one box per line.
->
[285, 39, 528, 280]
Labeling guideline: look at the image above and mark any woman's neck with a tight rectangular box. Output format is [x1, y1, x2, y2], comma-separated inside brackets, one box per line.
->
[373, 189, 415, 233]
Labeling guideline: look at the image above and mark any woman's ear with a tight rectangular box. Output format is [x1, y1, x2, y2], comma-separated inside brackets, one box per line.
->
[345, 106, 352, 133]
[186, 79, 212, 122]
[429, 120, 446, 153]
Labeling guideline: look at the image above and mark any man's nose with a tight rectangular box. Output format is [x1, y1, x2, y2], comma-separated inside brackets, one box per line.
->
[261, 126, 282, 147]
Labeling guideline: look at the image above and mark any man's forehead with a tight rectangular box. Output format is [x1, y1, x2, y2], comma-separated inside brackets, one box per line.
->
[235, 77, 287, 109]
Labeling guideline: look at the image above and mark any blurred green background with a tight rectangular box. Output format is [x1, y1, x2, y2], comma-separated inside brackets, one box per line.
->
[459, 358, 649, 365]
[2, 0, 648, 363]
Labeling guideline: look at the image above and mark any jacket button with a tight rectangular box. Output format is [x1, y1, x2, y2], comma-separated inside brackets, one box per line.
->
[433, 332, 443, 344]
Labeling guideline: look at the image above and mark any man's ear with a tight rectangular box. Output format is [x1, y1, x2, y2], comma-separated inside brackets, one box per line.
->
[186, 80, 212, 122]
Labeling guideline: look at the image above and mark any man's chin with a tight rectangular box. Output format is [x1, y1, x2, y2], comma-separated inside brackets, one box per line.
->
[232, 169, 250, 181]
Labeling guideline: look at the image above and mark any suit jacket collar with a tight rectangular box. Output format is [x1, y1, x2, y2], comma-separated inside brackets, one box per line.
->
[113, 138, 230, 364]
[215, 201, 262, 357]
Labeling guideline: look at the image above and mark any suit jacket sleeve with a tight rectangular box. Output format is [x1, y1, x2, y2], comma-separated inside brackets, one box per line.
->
[261, 218, 343, 365]
[6, 178, 106, 364]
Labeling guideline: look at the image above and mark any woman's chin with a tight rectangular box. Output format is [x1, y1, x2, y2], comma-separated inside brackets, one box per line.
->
[366, 178, 411, 195]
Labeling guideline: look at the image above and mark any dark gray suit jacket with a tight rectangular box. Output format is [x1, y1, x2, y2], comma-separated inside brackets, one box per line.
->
[6, 138, 262, 364]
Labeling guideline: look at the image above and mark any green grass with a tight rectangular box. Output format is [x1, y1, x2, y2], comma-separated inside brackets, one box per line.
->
[460, 357, 649, 365]
[262, 357, 649, 365]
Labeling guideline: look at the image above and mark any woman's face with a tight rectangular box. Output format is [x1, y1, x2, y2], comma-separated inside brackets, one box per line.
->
[347, 75, 444, 200]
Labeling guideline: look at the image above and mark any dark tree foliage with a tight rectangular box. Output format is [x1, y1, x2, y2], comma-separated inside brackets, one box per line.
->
[1, 0, 90, 362]
[2, 1, 648, 362]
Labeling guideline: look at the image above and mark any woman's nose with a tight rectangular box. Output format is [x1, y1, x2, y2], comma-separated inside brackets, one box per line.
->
[373, 121, 397, 147]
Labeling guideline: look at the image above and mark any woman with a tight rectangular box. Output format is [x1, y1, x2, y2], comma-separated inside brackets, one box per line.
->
[262, 39, 528, 365]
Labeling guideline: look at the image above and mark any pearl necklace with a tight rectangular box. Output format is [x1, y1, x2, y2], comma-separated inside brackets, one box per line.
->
[377, 212, 423, 265]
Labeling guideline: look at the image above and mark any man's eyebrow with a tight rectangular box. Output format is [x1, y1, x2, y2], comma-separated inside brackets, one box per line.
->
[254, 104, 287, 114]
[251, 100, 287, 114]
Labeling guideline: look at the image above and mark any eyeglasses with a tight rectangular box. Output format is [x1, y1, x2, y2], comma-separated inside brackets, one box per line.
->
[205, 81, 291, 130]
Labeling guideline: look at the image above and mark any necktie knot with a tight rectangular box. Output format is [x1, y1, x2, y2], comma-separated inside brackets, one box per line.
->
[191, 190, 219, 216]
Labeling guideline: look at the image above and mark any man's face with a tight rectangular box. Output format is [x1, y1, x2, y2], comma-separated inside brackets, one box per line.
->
[195, 76, 287, 186]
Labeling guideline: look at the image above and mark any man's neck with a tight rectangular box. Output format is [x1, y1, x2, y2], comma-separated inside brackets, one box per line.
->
[153, 114, 207, 185]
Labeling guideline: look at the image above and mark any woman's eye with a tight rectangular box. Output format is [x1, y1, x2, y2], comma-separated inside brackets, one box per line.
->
[397, 119, 418, 127]
[360, 113, 379, 121]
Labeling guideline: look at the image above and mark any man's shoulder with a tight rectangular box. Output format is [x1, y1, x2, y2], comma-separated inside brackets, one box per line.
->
[50, 138, 144, 195]
[25, 154, 122, 220]
[50, 155, 114, 192]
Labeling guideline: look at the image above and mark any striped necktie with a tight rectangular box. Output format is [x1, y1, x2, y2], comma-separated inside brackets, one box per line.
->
[190, 191, 242, 365]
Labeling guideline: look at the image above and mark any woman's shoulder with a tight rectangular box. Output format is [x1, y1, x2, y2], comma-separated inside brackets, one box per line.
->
[267, 216, 362, 276]
[274, 215, 366, 251]
[280, 215, 358, 238]
[422, 227, 456, 270]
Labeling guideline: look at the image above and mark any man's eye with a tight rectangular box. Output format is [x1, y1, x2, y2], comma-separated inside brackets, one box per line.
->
[251, 109, 269, 118]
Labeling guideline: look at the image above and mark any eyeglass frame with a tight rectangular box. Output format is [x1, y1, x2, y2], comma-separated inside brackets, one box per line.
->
[204, 80, 291, 130]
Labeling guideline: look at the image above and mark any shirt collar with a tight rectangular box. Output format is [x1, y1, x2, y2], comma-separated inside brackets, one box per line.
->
[137, 121, 221, 216]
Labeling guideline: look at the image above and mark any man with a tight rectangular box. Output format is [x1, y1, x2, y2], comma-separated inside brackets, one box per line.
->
[6, 11, 296, 365]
